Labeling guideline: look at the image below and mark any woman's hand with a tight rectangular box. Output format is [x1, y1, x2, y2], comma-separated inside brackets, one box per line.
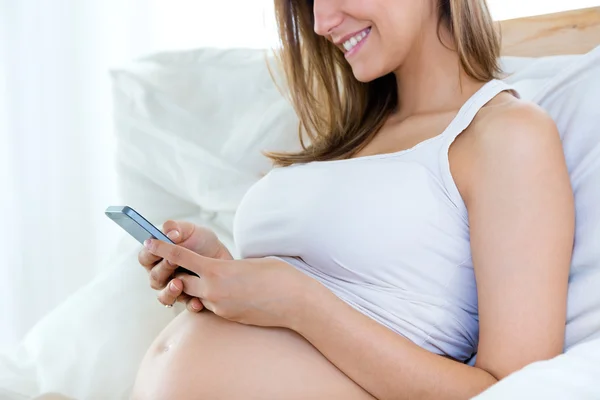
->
[144, 239, 317, 328]
[138, 220, 233, 312]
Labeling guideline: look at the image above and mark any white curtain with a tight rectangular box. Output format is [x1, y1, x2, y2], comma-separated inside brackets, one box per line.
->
[0, 0, 158, 350]
[0, 0, 597, 351]
[0, 0, 275, 351]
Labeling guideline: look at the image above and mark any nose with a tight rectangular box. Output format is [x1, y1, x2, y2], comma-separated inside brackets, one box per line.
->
[313, 0, 344, 37]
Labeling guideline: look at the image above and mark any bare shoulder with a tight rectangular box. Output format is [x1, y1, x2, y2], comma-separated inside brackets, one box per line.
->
[467, 93, 561, 153]
[451, 92, 565, 199]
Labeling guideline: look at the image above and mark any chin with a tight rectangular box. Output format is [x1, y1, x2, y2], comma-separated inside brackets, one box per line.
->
[350, 64, 388, 83]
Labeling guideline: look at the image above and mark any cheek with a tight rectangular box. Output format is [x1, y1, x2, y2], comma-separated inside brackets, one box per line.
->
[348, 26, 413, 82]
[354, 1, 425, 77]
[380, 24, 415, 64]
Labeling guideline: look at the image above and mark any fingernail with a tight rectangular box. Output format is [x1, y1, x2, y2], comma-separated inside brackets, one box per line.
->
[166, 230, 180, 240]
[191, 300, 202, 311]
[170, 281, 181, 292]
[144, 239, 152, 249]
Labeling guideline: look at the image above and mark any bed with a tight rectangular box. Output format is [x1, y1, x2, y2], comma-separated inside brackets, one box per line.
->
[1, 7, 600, 400]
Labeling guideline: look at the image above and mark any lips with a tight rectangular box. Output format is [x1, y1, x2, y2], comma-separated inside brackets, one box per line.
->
[334, 27, 372, 47]
[342, 27, 371, 53]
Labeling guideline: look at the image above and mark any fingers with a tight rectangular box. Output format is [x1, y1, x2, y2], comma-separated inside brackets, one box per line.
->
[175, 292, 192, 304]
[176, 273, 206, 299]
[144, 239, 215, 277]
[175, 271, 214, 313]
[157, 279, 184, 307]
[140, 220, 187, 283]
[186, 297, 204, 313]
[140, 220, 188, 270]
[163, 220, 233, 261]
[176, 273, 208, 313]
[169, 292, 204, 313]
[157, 278, 204, 313]
[176, 293, 203, 312]
[148, 257, 182, 289]
[141, 220, 199, 270]
[162, 220, 197, 244]
[138, 248, 161, 270]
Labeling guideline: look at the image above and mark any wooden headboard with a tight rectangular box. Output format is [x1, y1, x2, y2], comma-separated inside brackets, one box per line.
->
[500, 6, 600, 57]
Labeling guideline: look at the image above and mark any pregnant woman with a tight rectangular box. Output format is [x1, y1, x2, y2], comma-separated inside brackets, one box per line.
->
[133, 0, 574, 399]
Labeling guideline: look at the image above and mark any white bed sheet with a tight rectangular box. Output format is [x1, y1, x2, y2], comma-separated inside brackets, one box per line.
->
[473, 336, 600, 399]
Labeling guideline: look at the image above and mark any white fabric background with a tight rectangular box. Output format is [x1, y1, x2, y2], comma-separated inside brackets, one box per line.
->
[0, 0, 598, 351]
[0, 0, 156, 350]
[0, 0, 278, 352]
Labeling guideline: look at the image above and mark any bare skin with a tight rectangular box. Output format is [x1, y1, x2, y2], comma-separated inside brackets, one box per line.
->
[132, 0, 573, 398]
[134, 311, 376, 400]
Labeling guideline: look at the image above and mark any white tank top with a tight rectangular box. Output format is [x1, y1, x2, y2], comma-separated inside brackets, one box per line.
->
[234, 80, 518, 361]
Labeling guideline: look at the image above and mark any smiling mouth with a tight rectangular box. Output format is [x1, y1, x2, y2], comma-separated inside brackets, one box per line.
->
[342, 27, 371, 53]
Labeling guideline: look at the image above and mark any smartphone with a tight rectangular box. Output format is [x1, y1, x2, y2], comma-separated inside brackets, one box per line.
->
[105, 205, 196, 276]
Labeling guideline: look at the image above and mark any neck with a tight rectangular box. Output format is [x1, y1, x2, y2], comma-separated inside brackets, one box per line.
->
[392, 25, 484, 119]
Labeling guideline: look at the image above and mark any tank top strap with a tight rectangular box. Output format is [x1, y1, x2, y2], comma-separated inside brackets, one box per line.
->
[437, 79, 520, 221]
[442, 79, 520, 143]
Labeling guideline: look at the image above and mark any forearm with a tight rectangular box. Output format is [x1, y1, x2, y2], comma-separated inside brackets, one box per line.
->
[290, 282, 497, 400]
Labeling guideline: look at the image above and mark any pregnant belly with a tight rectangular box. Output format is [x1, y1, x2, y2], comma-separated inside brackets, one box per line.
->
[133, 311, 376, 400]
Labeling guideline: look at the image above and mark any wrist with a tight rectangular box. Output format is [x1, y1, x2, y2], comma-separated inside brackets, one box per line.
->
[284, 271, 332, 333]
[215, 242, 233, 260]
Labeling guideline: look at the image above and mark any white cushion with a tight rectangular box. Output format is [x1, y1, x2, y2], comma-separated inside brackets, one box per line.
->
[109, 48, 300, 246]
[501, 54, 582, 100]
[532, 46, 600, 349]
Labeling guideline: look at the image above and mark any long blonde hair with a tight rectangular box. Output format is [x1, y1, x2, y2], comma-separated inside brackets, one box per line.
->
[267, 0, 502, 166]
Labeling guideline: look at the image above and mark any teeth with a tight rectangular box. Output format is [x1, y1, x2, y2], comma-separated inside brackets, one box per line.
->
[343, 29, 369, 53]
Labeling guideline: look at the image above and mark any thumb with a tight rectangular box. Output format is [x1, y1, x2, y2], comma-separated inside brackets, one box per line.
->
[162, 220, 196, 244]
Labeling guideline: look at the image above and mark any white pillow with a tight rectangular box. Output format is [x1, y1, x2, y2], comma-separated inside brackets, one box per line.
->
[532, 46, 600, 349]
[110, 48, 300, 241]
[501, 54, 582, 100]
